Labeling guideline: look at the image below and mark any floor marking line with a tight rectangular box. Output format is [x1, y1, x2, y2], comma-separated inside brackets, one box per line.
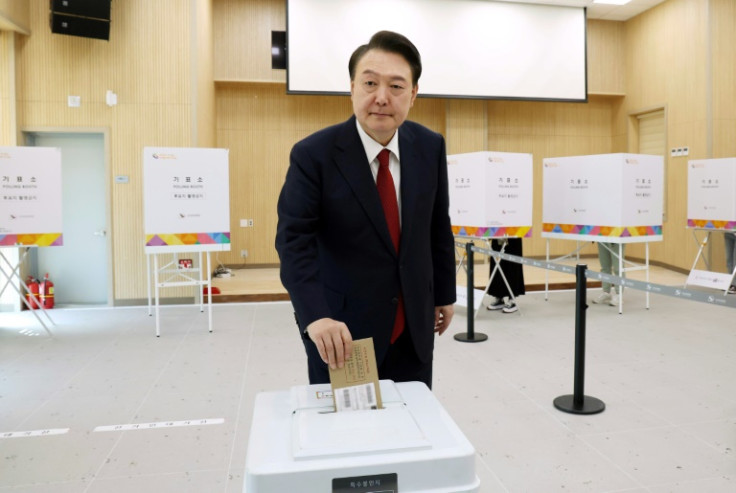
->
[1, 428, 70, 438]
[93, 417, 224, 432]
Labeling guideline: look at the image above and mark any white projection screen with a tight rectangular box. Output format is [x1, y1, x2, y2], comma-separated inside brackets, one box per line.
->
[286, 0, 587, 101]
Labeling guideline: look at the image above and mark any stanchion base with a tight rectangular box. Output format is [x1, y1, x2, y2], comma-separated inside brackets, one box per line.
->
[553, 394, 605, 415]
[454, 333, 488, 343]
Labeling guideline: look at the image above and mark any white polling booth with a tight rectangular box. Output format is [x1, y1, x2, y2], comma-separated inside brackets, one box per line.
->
[542, 153, 664, 242]
[448, 151, 533, 239]
[0, 146, 62, 333]
[542, 153, 664, 311]
[142, 147, 231, 336]
[448, 151, 533, 317]
[244, 380, 480, 492]
[686, 157, 736, 292]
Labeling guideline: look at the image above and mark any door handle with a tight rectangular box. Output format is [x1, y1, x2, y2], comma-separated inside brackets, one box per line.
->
[93, 229, 107, 237]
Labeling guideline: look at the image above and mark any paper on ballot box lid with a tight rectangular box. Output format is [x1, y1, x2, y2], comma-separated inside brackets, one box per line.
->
[329, 338, 382, 411]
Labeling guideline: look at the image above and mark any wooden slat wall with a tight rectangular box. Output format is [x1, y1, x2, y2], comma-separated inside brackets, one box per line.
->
[213, 0, 286, 82]
[15, 0, 199, 301]
[587, 19, 626, 96]
[712, 0, 736, 158]
[707, 0, 736, 271]
[194, 0, 216, 148]
[0, 30, 14, 145]
[623, 0, 709, 271]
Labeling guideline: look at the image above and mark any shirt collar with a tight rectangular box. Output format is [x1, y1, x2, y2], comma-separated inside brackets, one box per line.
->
[355, 119, 400, 164]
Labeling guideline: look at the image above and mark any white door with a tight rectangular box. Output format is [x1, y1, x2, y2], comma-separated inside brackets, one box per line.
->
[26, 132, 110, 306]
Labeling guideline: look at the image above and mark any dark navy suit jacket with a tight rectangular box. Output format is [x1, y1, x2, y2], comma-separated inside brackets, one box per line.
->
[275, 116, 456, 371]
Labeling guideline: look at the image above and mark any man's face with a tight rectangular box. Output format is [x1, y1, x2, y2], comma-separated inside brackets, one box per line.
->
[351, 49, 418, 146]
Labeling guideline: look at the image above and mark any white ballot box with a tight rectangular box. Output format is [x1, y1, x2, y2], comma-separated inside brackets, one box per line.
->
[542, 153, 664, 242]
[244, 380, 480, 492]
[687, 157, 736, 230]
[447, 151, 533, 238]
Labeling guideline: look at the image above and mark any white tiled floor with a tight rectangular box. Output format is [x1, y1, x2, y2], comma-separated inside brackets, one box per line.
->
[1, 286, 735, 492]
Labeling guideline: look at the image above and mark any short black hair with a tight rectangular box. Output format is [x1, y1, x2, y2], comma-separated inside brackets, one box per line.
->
[348, 30, 422, 86]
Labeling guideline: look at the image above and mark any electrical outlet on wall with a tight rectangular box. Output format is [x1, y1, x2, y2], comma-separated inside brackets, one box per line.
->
[240, 249, 248, 258]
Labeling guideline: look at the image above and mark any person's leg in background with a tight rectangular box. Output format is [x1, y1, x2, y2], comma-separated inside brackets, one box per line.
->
[609, 243, 624, 292]
[609, 243, 624, 303]
[486, 238, 525, 313]
[486, 239, 506, 310]
[726, 232, 736, 293]
[593, 242, 619, 305]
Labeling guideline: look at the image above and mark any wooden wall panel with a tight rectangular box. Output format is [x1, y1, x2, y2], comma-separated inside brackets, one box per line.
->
[194, 0, 215, 147]
[707, 0, 736, 272]
[587, 20, 625, 96]
[712, 0, 736, 155]
[0, 30, 15, 145]
[213, 0, 285, 82]
[445, 99, 487, 155]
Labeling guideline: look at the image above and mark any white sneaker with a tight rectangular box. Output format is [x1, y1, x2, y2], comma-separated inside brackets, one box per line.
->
[609, 292, 619, 306]
[486, 297, 506, 311]
[592, 291, 611, 304]
[502, 301, 518, 313]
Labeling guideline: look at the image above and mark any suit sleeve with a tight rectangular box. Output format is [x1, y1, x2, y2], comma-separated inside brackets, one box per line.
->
[430, 136, 457, 307]
[275, 144, 331, 331]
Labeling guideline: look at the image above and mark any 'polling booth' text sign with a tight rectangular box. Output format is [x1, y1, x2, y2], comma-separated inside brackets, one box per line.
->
[0, 147, 63, 247]
[143, 147, 231, 253]
[687, 158, 736, 231]
[542, 153, 664, 243]
[448, 151, 533, 238]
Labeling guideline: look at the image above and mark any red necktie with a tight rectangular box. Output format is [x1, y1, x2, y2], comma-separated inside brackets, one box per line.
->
[376, 149, 404, 343]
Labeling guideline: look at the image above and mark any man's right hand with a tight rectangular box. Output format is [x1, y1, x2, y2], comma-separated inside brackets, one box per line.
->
[306, 318, 353, 370]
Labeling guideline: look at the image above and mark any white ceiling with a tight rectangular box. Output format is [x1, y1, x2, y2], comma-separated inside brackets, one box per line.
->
[500, 0, 669, 21]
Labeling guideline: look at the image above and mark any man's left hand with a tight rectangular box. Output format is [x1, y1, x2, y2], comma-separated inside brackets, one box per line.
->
[434, 304, 454, 335]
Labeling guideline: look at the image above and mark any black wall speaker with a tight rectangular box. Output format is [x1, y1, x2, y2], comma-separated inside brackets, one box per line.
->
[271, 31, 286, 70]
[50, 0, 111, 41]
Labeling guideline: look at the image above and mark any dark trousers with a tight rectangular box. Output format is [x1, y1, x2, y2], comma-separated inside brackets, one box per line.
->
[305, 326, 433, 389]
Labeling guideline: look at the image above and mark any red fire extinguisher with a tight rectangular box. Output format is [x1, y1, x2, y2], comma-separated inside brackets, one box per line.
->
[25, 276, 40, 310]
[40, 273, 55, 309]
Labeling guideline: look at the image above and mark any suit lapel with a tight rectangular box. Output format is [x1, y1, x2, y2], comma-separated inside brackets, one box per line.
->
[398, 124, 419, 257]
[334, 117, 397, 256]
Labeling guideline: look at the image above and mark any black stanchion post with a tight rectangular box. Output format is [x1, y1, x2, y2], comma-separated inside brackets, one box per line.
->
[553, 264, 605, 414]
[455, 242, 488, 343]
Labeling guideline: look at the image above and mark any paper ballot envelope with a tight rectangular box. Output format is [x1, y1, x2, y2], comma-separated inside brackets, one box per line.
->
[329, 338, 383, 411]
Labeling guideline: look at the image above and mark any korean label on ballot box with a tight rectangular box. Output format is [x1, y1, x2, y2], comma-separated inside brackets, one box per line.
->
[329, 338, 383, 411]
[333, 473, 398, 493]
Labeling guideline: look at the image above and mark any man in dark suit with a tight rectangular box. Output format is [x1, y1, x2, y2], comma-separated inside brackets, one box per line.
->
[275, 31, 456, 389]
